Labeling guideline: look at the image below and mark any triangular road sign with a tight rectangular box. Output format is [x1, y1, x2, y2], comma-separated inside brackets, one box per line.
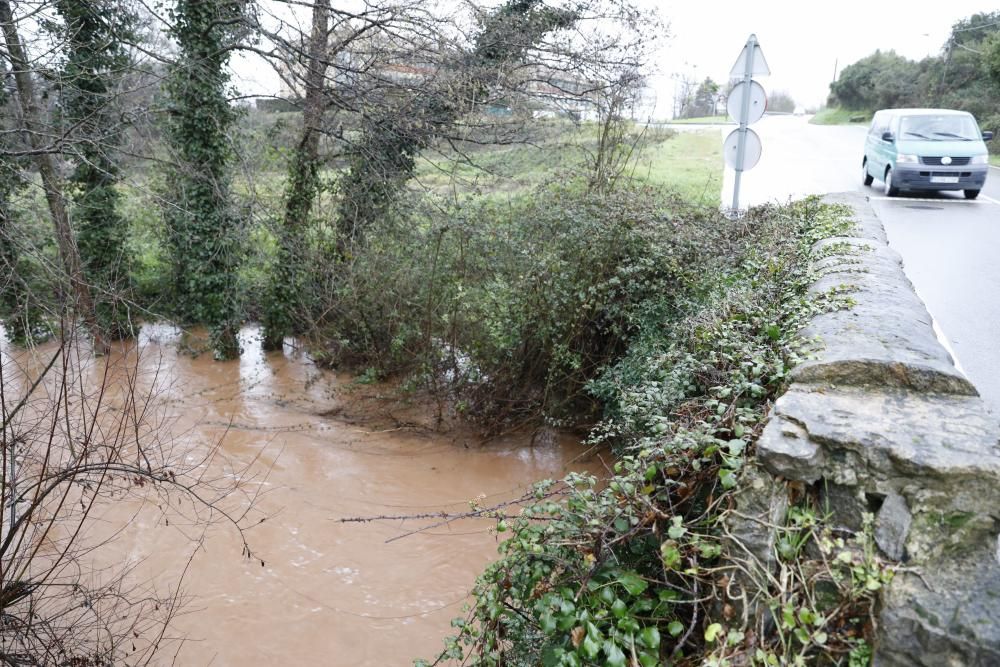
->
[730, 38, 770, 77]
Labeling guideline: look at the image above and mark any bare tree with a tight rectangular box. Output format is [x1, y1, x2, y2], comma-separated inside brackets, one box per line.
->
[0, 329, 264, 664]
[0, 0, 106, 353]
[248, 0, 662, 346]
[586, 69, 650, 193]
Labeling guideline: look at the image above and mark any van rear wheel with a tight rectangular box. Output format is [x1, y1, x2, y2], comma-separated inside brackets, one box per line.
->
[964, 189, 980, 200]
[862, 160, 874, 186]
[884, 167, 899, 197]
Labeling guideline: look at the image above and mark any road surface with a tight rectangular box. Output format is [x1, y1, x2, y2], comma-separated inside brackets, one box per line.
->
[724, 115, 1000, 415]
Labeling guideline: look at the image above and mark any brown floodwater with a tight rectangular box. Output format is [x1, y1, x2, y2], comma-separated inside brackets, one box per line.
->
[1, 324, 606, 665]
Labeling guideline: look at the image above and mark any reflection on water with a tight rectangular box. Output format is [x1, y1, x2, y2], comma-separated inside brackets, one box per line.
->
[1, 323, 604, 665]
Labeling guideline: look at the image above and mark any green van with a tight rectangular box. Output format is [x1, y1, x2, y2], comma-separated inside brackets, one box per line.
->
[861, 108, 993, 199]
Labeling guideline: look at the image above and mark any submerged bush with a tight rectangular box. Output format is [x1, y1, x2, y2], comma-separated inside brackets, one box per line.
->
[311, 181, 742, 430]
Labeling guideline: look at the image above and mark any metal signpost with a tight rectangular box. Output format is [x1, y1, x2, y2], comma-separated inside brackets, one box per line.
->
[725, 34, 770, 212]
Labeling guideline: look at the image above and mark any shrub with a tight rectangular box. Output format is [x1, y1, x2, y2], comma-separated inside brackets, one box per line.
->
[309, 181, 742, 431]
[421, 199, 888, 666]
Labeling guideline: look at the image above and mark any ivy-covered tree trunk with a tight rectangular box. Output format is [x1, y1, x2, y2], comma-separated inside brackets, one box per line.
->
[56, 0, 135, 340]
[164, 0, 245, 360]
[0, 169, 45, 346]
[261, 0, 331, 351]
[0, 0, 106, 353]
[0, 66, 44, 345]
[335, 0, 576, 255]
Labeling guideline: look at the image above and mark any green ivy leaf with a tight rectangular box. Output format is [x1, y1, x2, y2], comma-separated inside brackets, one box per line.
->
[617, 571, 648, 596]
[660, 543, 681, 570]
[705, 623, 723, 642]
[603, 641, 627, 667]
[539, 612, 556, 634]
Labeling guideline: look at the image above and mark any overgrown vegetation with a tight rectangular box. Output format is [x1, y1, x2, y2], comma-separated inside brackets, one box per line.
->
[418, 200, 891, 666]
[306, 181, 724, 432]
[809, 108, 871, 126]
[0, 0, 891, 664]
[56, 0, 136, 339]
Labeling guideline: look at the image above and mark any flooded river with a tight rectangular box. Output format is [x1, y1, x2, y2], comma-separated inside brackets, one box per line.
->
[1, 324, 604, 665]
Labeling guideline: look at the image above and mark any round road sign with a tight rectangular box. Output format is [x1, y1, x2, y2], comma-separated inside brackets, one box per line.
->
[724, 128, 762, 171]
[727, 80, 767, 124]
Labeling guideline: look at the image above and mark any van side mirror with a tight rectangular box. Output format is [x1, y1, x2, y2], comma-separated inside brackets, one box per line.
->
[881, 131, 894, 142]
[984, 131, 994, 141]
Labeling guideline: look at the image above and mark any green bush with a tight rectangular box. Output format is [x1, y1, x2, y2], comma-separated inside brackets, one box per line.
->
[421, 199, 888, 666]
[310, 181, 739, 430]
[982, 113, 1000, 154]
[827, 13, 1000, 123]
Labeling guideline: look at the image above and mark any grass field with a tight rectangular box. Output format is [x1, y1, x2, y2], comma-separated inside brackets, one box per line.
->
[635, 130, 722, 204]
[668, 115, 733, 125]
[810, 107, 872, 125]
[414, 124, 723, 205]
[991, 154, 999, 167]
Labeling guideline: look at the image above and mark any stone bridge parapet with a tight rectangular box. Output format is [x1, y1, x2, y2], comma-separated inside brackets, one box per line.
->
[752, 192, 1000, 665]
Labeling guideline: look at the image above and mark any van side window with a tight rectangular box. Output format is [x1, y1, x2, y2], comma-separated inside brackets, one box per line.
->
[869, 113, 883, 135]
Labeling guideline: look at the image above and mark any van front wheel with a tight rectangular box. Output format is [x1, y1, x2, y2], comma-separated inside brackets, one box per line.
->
[884, 168, 899, 197]
[862, 160, 874, 186]
[964, 189, 980, 200]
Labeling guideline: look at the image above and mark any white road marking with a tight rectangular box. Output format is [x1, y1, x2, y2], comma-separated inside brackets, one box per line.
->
[867, 196, 994, 204]
[931, 317, 968, 379]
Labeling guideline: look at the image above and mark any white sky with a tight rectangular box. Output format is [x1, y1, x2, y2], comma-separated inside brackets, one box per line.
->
[231, 0, 1000, 118]
[644, 0, 1000, 116]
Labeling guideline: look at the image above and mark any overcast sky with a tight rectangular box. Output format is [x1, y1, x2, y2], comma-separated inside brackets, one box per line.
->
[644, 0, 1000, 116]
[231, 0, 1000, 118]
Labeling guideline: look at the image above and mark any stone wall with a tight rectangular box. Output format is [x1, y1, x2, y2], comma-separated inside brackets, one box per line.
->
[752, 192, 1000, 665]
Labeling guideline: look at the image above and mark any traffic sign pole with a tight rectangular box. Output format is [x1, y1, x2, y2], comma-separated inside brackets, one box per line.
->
[725, 34, 769, 212]
[732, 34, 757, 212]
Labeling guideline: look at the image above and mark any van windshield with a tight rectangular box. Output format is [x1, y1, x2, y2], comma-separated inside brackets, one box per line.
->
[900, 114, 980, 141]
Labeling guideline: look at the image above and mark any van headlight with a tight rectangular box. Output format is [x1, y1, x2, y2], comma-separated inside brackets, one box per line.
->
[971, 154, 989, 164]
[896, 154, 919, 163]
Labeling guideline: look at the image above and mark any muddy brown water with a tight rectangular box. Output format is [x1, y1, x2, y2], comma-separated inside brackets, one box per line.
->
[1, 324, 606, 665]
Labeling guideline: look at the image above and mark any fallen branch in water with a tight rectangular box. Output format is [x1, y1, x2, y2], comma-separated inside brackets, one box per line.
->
[337, 485, 570, 543]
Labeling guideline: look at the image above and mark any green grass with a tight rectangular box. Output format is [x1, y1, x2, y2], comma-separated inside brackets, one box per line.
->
[635, 131, 723, 205]
[810, 107, 872, 125]
[414, 124, 723, 205]
[669, 115, 733, 125]
[990, 154, 999, 167]
[414, 138, 584, 195]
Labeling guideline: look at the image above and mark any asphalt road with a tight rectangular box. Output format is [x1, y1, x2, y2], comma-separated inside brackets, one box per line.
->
[722, 115, 1000, 415]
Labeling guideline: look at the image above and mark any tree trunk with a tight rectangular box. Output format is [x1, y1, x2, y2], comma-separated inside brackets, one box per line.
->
[287, 0, 330, 230]
[262, 0, 331, 350]
[0, 0, 106, 353]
